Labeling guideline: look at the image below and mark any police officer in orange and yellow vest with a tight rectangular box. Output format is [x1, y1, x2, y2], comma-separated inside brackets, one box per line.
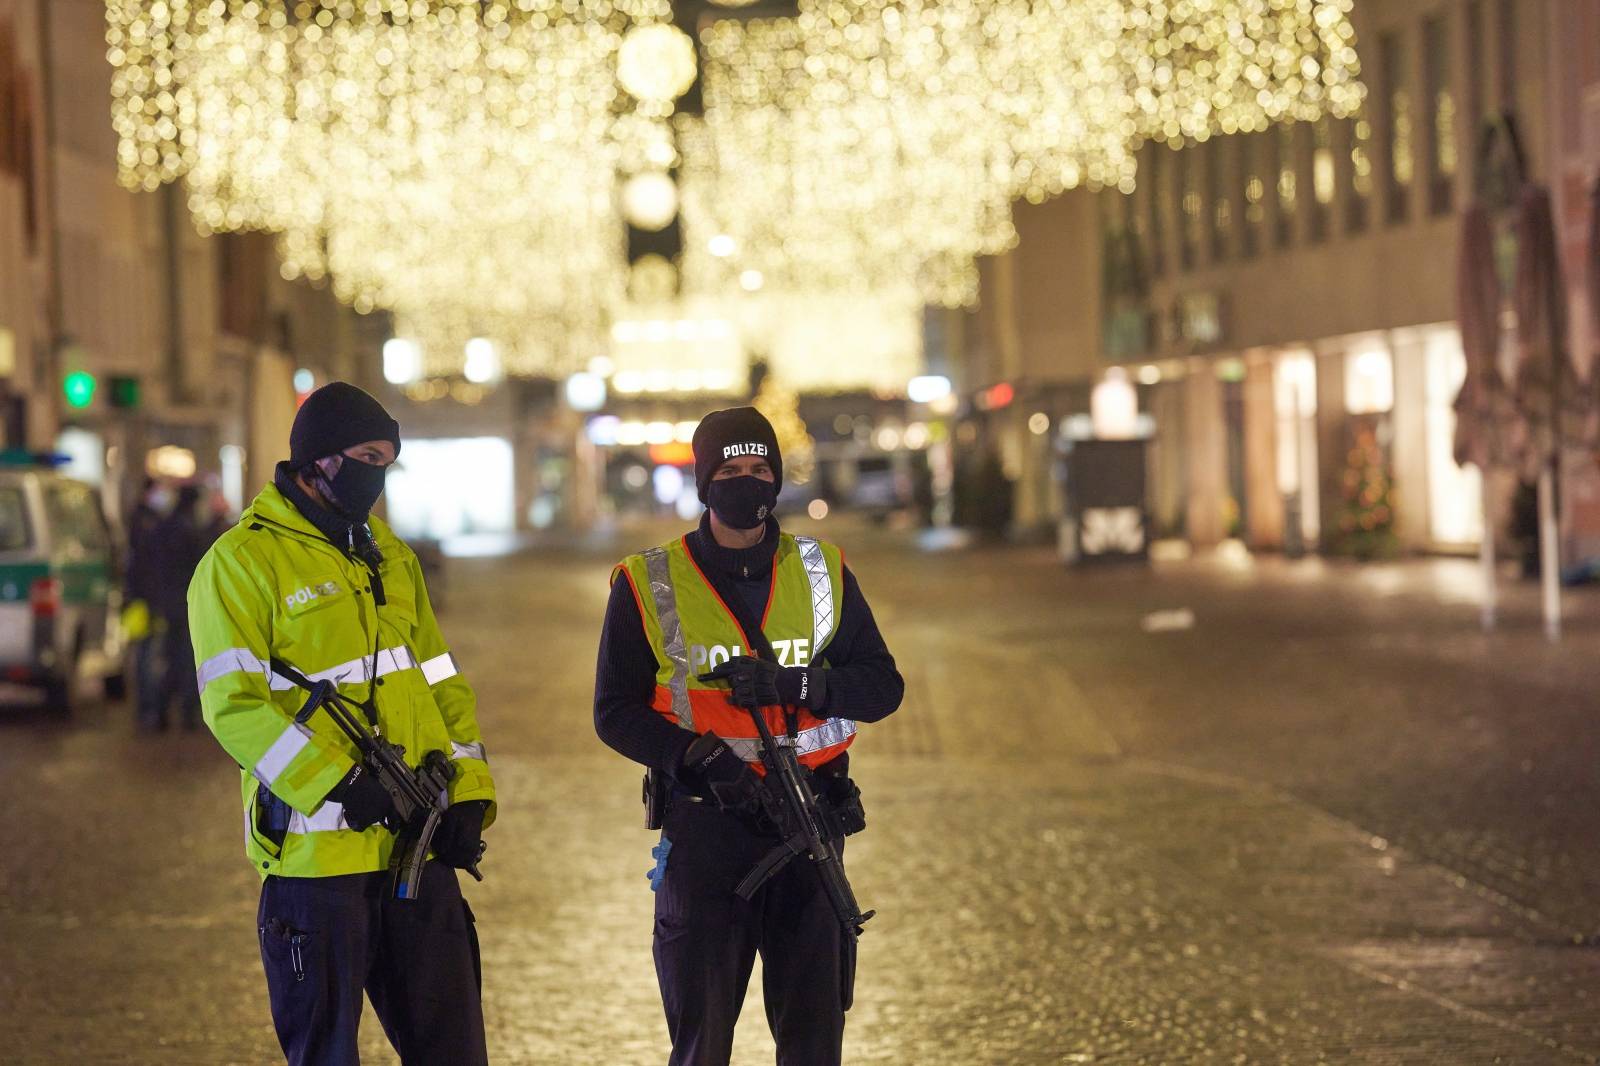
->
[595, 406, 904, 1066]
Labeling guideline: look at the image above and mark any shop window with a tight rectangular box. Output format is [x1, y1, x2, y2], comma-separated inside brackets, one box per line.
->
[1380, 32, 1414, 225]
[1274, 123, 1298, 249]
[1424, 15, 1458, 216]
[1344, 346, 1394, 415]
[1424, 334, 1483, 546]
[1274, 352, 1320, 545]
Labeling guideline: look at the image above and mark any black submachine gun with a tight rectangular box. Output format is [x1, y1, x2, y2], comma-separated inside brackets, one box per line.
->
[733, 701, 874, 1009]
[733, 704, 875, 935]
[274, 658, 485, 900]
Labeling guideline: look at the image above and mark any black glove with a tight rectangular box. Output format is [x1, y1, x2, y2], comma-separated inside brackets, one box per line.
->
[680, 732, 761, 813]
[327, 763, 393, 832]
[432, 800, 489, 870]
[699, 656, 826, 712]
[776, 664, 827, 713]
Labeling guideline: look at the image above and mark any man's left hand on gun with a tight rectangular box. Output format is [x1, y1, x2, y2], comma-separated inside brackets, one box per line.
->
[430, 799, 489, 870]
[699, 656, 826, 713]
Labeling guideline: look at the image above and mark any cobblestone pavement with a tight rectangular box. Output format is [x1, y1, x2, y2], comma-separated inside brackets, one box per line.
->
[2, 518, 1599, 1064]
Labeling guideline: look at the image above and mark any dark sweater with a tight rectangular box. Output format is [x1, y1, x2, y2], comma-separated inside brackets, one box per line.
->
[593, 515, 905, 776]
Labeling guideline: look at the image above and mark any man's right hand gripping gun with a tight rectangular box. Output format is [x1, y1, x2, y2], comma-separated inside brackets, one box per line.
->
[275, 660, 485, 900]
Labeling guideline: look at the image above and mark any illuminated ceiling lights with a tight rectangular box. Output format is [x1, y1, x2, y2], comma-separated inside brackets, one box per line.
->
[106, 1, 1362, 384]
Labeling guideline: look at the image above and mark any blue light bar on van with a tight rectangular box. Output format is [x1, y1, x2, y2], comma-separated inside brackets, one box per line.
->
[0, 450, 73, 468]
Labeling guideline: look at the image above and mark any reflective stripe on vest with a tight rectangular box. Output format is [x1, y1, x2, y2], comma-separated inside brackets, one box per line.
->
[631, 533, 855, 768]
[644, 546, 695, 732]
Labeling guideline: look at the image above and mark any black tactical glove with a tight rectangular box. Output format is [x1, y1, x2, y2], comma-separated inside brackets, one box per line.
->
[700, 656, 826, 712]
[432, 800, 489, 870]
[680, 732, 762, 813]
[327, 763, 394, 832]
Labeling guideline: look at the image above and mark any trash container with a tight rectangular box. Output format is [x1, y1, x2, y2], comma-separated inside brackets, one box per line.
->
[1059, 438, 1148, 565]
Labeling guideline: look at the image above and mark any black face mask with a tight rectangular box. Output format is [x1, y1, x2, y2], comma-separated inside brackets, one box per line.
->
[319, 455, 388, 522]
[706, 475, 777, 531]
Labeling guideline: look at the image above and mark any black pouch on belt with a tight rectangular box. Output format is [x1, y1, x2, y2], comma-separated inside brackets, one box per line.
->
[809, 764, 866, 838]
[642, 767, 667, 830]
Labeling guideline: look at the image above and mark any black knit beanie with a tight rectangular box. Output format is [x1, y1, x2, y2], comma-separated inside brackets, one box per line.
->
[692, 407, 782, 503]
[289, 382, 402, 469]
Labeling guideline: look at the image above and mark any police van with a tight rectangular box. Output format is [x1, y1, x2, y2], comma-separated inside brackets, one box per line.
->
[0, 454, 125, 714]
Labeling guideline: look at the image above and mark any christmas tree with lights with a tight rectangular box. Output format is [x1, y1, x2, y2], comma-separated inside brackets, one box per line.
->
[1337, 425, 1398, 558]
[752, 368, 815, 486]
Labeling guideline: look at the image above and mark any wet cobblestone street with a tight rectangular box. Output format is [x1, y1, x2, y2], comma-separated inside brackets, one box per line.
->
[4, 519, 1599, 1064]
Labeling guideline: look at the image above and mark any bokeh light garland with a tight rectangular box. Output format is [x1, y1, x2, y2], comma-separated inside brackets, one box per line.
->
[106, 0, 1363, 383]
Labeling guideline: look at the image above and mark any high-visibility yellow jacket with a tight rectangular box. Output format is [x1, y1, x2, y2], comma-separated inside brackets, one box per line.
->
[188, 483, 495, 879]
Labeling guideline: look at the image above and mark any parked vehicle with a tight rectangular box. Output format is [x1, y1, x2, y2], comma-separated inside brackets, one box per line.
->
[0, 453, 126, 714]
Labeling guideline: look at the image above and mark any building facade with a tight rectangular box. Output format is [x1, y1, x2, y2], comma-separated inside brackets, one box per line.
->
[971, 0, 1600, 562]
[0, 0, 379, 521]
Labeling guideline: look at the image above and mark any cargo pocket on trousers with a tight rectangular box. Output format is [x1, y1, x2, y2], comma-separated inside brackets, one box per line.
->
[260, 918, 322, 1027]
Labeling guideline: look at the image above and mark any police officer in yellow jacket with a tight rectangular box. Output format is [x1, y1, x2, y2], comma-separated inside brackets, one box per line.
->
[189, 382, 495, 1066]
[595, 407, 904, 1066]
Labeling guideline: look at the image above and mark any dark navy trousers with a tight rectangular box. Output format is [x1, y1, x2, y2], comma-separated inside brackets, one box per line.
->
[653, 799, 851, 1066]
[256, 863, 486, 1066]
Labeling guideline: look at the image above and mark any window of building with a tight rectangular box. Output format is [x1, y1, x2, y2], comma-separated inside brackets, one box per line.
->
[1208, 139, 1231, 262]
[1423, 15, 1457, 216]
[1145, 144, 1167, 277]
[1242, 133, 1265, 258]
[1179, 147, 1202, 270]
[1465, 0, 1486, 129]
[1347, 111, 1374, 232]
[1310, 117, 1334, 242]
[1380, 32, 1414, 225]
[1275, 123, 1298, 249]
[1496, 0, 1516, 114]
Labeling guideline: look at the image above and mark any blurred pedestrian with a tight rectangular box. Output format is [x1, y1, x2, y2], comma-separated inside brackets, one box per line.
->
[595, 406, 905, 1066]
[125, 477, 165, 729]
[147, 483, 206, 730]
[188, 382, 495, 1066]
[200, 479, 233, 548]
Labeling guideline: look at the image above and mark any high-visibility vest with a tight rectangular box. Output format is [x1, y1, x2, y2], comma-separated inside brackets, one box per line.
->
[189, 483, 495, 880]
[615, 532, 856, 771]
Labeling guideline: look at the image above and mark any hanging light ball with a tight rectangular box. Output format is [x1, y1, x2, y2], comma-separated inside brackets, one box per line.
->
[621, 171, 680, 232]
[629, 254, 679, 304]
[617, 23, 698, 104]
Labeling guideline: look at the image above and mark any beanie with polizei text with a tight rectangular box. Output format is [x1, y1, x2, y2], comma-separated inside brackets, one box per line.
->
[691, 407, 783, 503]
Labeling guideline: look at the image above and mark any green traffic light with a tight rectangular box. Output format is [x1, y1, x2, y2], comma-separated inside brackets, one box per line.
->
[63, 371, 96, 409]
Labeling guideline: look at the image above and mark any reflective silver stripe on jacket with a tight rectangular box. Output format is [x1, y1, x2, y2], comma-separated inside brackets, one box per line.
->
[196, 648, 270, 691]
[420, 652, 458, 686]
[195, 646, 422, 693]
[643, 547, 694, 731]
[288, 799, 348, 834]
[724, 717, 858, 763]
[272, 646, 419, 690]
[451, 741, 487, 762]
[253, 722, 315, 786]
[794, 536, 837, 657]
